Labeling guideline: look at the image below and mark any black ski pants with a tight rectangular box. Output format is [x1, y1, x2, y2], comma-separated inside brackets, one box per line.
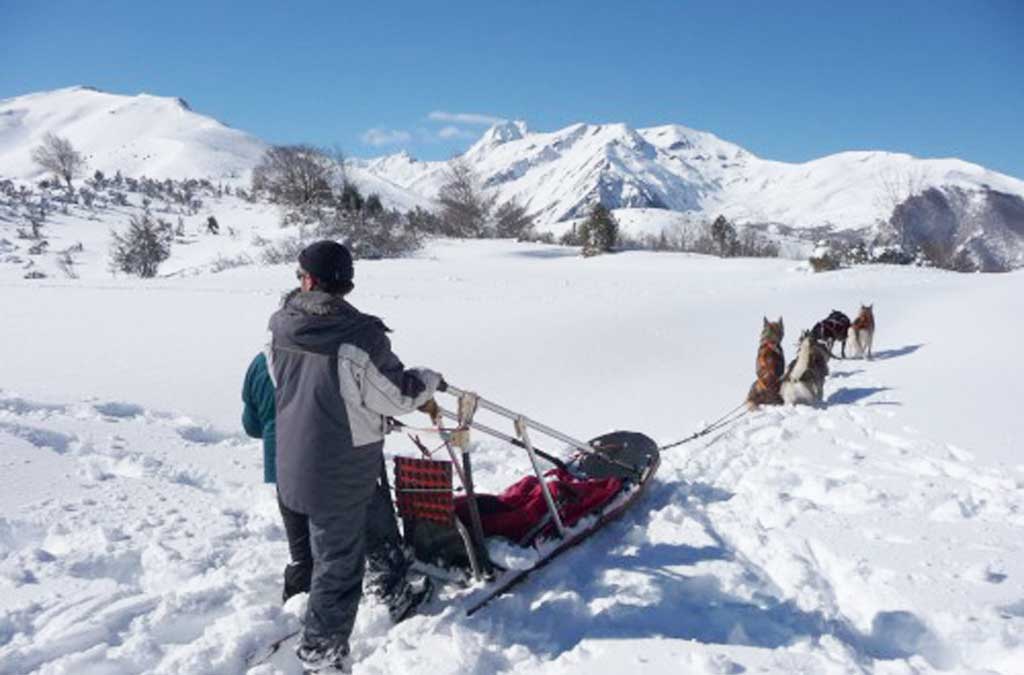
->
[277, 457, 408, 603]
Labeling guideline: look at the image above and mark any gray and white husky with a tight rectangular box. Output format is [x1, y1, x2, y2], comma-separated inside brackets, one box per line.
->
[781, 331, 831, 405]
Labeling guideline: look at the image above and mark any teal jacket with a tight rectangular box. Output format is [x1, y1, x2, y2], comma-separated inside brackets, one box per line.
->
[242, 352, 276, 483]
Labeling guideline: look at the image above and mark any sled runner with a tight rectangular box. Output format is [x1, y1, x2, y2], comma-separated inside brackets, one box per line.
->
[393, 385, 661, 616]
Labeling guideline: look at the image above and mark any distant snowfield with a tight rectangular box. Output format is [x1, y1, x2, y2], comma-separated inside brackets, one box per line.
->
[1, 239, 1023, 674]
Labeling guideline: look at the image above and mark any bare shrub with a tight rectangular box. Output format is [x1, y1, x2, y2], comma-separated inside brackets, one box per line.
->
[210, 253, 254, 273]
[493, 199, 534, 239]
[259, 235, 307, 265]
[316, 209, 420, 260]
[252, 145, 334, 208]
[31, 133, 86, 188]
[437, 159, 494, 237]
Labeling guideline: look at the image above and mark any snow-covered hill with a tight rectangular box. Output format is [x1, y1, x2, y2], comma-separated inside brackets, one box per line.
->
[0, 87, 427, 211]
[1, 240, 1022, 673]
[0, 87, 265, 183]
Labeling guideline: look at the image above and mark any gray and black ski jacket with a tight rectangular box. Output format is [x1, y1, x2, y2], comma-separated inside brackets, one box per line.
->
[268, 289, 441, 514]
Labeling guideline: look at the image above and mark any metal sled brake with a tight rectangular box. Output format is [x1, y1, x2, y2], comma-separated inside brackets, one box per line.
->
[393, 385, 661, 616]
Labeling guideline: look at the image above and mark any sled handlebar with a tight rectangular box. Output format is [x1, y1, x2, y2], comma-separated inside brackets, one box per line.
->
[442, 384, 594, 456]
[433, 407, 571, 473]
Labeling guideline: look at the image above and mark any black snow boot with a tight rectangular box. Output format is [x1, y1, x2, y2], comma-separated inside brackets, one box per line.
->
[365, 541, 433, 622]
[296, 635, 350, 673]
[283, 561, 313, 603]
[387, 574, 434, 623]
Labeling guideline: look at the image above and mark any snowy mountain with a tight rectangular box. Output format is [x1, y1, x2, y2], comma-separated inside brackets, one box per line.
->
[0, 87, 427, 211]
[0, 86, 265, 182]
[357, 120, 1024, 234]
[887, 185, 1024, 272]
[3, 86, 1024, 255]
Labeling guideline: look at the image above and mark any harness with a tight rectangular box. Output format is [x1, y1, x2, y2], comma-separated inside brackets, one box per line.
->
[852, 313, 874, 331]
[754, 340, 784, 389]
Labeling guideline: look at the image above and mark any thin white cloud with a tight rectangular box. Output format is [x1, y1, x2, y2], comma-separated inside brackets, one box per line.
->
[437, 125, 477, 140]
[361, 127, 412, 146]
[428, 110, 506, 126]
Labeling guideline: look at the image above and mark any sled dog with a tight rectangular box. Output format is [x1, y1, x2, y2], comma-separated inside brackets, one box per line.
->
[746, 317, 785, 410]
[810, 310, 851, 358]
[847, 304, 875, 359]
[781, 331, 831, 405]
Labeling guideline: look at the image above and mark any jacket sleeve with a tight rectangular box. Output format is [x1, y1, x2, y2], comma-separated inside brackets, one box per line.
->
[360, 331, 441, 417]
[241, 355, 265, 438]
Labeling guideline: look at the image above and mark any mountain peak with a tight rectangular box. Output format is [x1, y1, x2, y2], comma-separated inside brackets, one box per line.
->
[471, 120, 529, 151]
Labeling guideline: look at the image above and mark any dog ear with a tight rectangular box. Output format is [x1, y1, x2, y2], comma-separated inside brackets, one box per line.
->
[778, 317, 784, 332]
[763, 316, 769, 327]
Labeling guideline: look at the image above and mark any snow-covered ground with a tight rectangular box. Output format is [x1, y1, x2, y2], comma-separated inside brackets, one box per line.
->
[1, 235, 1022, 674]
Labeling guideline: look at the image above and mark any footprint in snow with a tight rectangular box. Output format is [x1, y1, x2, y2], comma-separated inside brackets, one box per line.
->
[93, 401, 146, 419]
[0, 422, 77, 454]
[0, 394, 67, 417]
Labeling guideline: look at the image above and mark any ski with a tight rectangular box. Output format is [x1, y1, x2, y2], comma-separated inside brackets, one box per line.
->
[245, 628, 301, 669]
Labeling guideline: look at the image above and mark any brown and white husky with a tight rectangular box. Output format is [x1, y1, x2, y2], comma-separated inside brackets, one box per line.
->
[746, 317, 785, 410]
[781, 331, 831, 405]
[847, 304, 875, 359]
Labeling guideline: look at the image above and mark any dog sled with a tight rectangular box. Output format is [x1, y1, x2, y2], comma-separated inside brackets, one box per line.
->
[391, 384, 661, 616]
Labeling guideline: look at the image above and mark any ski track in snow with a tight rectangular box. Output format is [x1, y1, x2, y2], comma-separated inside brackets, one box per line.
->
[1, 348, 1022, 674]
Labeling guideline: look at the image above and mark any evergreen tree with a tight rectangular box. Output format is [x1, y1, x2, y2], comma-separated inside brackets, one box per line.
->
[579, 204, 618, 256]
[339, 182, 365, 213]
[109, 213, 173, 278]
[364, 193, 384, 216]
[710, 215, 738, 257]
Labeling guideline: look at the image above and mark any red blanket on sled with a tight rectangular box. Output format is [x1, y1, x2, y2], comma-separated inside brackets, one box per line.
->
[455, 469, 623, 544]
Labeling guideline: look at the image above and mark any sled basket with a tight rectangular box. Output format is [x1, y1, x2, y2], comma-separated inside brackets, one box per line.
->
[394, 457, 455, 526]
[394, 384, 661, 612]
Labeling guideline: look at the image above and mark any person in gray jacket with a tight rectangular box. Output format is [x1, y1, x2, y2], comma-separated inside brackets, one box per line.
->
[267, 240, 443, 672]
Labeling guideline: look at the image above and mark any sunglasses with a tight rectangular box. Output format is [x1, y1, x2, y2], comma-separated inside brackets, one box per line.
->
[296, 269, 310, 281]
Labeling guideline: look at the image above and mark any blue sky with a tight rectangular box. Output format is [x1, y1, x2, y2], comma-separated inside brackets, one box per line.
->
[3, 1, 1022, 177]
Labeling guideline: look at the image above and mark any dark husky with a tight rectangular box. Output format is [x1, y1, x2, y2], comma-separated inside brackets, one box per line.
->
[810, 310, 851, 358]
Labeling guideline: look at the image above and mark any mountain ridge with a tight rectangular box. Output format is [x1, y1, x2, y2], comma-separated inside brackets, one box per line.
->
[3, 86, 1023, 236]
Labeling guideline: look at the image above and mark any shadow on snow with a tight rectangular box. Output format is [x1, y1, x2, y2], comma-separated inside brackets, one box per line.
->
[871, 344, 924, 360]
[460, 478, 949, 668]
[826, 387, 894, 405]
